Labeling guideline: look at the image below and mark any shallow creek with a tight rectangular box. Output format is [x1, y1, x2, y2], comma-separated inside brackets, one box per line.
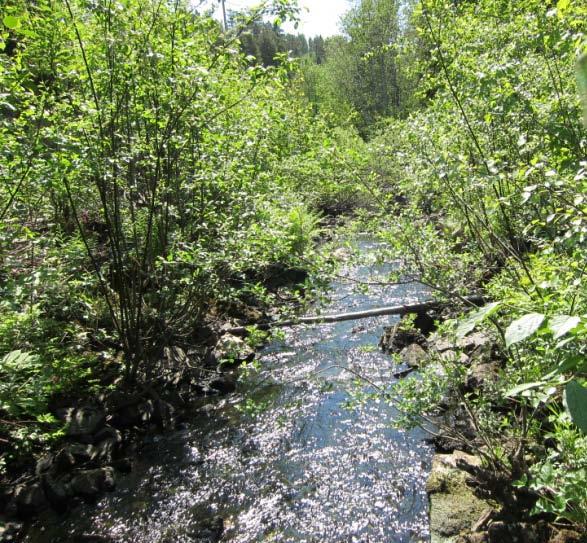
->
[25, 239, 433, 542]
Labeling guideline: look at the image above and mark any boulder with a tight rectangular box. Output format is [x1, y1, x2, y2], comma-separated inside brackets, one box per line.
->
[0, 523, 23, 543]
[186, 515, 225, 543]
[549, 529, 586, 543]
[431, 335, 456, 353]
[35, 454, 54, 476]
[485, 521, 550, 543]
[427, 451, 497, 543]
[431, 332, 493, 359]
[111, 400, 154, 429]
[400, 343, 428, 368]
[458, 332, 494, 358]
[262, 264, 308, 290]
[93, 426, 123, 445]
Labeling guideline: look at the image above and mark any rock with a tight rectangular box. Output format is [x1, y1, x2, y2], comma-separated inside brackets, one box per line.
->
[54, 439, 120, 468]
[111, 400, 154, 428]
[152, 399, 176, 431]
[549, 529, 586, 543]
[485, 521, 549, 543]
[35, 454, 54, 476]
[41, 473, 72, 512]
[57, 406, 106, 439]
[431, 334, 456, 353]
[54, 447, 77, 471]
[465, 361, 500, 391]
[111, 457, 133, 473]
[208, 372, 237, 394]
[457, 332, 493, 357]
[68, 467, 115, 500]
[94, 439, 117, 465]
[213, 334, 254, 365]
[400, 343, 428, 368]
[0, 522, 23, 543]
[427, 452, 496, 543]
[262, 264, 308, 290]
[380, 321, 427, 354]
[187, 515, 225, 543]
[103, 390, 139, 412]
[93, 425, 123, 445]
[13, 483, 48, 517]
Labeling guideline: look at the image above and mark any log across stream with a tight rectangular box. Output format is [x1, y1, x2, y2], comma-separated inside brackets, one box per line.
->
[226, 296, 485, 335]
[23, 238, 435, 543]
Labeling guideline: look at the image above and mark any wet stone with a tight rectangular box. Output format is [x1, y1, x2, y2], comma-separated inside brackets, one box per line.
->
[0, 522, 23, 543]
[111, 400, 154, 428]
[35, 453, 54, 476]
[213, 334, 254, 364]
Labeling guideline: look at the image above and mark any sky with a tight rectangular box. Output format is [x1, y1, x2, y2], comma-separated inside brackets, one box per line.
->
[197, 0, 352, 37]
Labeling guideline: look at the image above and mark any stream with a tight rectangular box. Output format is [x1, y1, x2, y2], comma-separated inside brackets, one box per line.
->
[24, 239, 433, 542]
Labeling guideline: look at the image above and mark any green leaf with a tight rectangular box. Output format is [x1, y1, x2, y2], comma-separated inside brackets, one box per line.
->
[564, 380, 587, 434]
[505, 381, 547, 397]
[578, 54, 587, 126]
[543, 355, 586, 380]
[2, 15, 20, 30]
[505, 313, 545, 347]
[548, 315, 581, 339]
[456, 302, 500, 339]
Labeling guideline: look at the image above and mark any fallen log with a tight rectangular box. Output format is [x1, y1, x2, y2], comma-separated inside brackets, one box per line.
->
[225, 295, 485, 335]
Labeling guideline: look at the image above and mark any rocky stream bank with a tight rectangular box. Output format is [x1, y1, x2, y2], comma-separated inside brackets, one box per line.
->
[0, 263, 313, 543]
[380, 309, 586, 543]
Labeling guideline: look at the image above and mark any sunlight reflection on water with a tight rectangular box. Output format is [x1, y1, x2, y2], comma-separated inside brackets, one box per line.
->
[24, 238, 433, 543]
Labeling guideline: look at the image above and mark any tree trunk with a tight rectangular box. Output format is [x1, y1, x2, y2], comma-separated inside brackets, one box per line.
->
[225, 296, 485, 335]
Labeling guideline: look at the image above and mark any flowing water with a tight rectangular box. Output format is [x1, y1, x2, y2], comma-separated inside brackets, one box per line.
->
[24, 239, 433, 543]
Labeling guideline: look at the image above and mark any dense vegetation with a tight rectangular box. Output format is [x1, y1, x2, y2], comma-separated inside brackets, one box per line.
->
[337, 0, 587, 530]
[0, 0, 365, 475]
[1, 0, 587, 535]
[276, 0, 586, 531]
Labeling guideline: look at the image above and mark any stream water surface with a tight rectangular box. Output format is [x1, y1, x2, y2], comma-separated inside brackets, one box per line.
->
[25, 239, 433, 543]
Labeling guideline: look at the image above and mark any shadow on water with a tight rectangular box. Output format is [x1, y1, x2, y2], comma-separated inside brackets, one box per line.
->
[24, 238, 433, 543]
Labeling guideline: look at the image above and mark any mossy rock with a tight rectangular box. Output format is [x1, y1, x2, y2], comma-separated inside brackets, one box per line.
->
[427, 452, 497, 543]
